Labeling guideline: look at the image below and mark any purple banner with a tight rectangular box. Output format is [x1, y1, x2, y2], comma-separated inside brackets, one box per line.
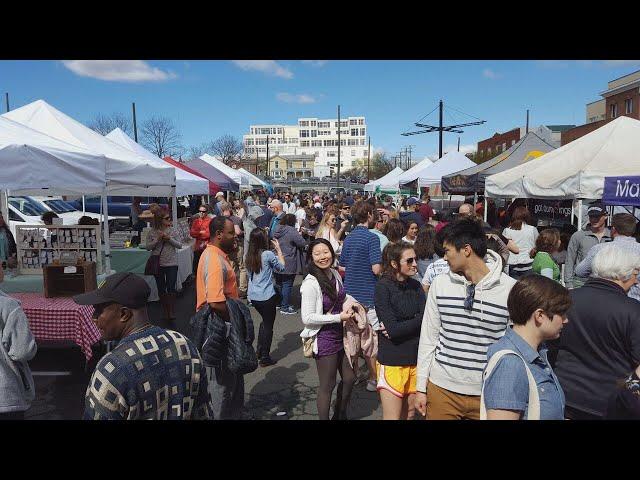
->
[603, 176, 640, 207]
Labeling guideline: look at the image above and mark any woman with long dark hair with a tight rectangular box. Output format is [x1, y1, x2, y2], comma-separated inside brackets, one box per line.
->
[300, 238, 357, 420]
[413, 224, 437, 281]
[273, 213, 307, 315]
[374, 242, 425, 419]
[246, 228, 285, 367]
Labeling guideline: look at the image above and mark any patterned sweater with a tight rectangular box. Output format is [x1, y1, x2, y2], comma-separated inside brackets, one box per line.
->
[84, 326, 212, 420]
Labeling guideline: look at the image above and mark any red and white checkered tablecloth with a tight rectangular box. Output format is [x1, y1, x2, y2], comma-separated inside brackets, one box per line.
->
[8, 293, 100, 361]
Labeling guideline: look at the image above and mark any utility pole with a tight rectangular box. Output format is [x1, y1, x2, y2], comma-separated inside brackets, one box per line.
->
[403, 99, 485, 160]
[457, 137, 460, 152]
[132, 102, 138, 142]
[337, 105, 341, 189]
[367, 136, 371, 181]
[4, 93, 9, 113]
[526, 109, 530, 134]
[266, 135, 270, 178]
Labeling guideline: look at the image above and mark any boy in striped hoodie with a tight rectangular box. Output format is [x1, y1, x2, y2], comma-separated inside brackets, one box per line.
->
[415, 218, 516, 420]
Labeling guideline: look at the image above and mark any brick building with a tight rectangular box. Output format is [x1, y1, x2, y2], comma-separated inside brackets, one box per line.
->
[562, 70, 640, 145]
[477, 128, 520, 163]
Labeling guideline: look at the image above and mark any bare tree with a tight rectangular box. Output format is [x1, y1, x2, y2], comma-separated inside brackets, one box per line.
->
[87, 113, 133, 136]
[186, 143, 210, 161]
[140, 116, 182, 158]
[210, 135, 243, 165]
[343, 151, 393, 180]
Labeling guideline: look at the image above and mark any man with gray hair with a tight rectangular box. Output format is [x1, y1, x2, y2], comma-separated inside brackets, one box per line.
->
[550, 242, 640, 420]
[268, 199, 284, 240]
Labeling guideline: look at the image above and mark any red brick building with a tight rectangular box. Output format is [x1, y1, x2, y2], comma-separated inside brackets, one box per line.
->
[562, 70, 640, 145]
[476, 128, 521, 163]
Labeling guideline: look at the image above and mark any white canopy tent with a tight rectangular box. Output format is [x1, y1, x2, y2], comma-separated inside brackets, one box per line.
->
[200, 154, 250, 189]
[396, 157, 434, 186]
[3, 100, 177, 274]
[237, 167, 267, 190]
[364, 166, 405, 192]
[485, 116, 640, 200]
[106, 128, 209, 196]
[416, 152, 477, 188]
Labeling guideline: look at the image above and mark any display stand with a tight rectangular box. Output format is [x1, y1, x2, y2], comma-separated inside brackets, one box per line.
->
[16, 224, 103, 275]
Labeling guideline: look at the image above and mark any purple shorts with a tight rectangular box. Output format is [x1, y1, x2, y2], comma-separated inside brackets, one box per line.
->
[315, 323, 344, 358]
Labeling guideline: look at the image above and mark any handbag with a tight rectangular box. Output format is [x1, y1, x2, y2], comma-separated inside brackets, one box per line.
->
[480, 349, 541, 420]
[144, 237, 165, 275]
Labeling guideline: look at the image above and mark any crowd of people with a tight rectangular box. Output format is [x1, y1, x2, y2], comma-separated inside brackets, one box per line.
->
[1, 187, 640, 421]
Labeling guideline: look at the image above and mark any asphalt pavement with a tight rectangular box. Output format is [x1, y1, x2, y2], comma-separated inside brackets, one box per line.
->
[25, 276, 382, 420]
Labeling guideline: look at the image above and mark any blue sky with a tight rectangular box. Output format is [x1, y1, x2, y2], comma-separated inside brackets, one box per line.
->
[1, 60, 639, 159]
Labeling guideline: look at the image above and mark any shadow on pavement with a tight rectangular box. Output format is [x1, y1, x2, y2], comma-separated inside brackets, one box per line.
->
[246, 361, 313, 419]
[269, 331, 302, 363]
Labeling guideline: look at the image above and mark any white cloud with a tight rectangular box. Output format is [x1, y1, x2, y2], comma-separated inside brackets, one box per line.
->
[62, 60, 177, 82]
[482, 68, 502, 80]
[302, 60, 328, 67]
[231, 60, 293, 79]
[276, 92, 317, 104]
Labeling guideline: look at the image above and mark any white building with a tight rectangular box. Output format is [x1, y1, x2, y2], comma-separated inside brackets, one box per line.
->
[243, 116, 371, 178]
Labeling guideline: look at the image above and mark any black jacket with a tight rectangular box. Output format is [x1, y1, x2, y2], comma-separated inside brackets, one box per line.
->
[0, 227, 16, 258]
[374, 276, 425, 366]
[549, 278, 640, 417]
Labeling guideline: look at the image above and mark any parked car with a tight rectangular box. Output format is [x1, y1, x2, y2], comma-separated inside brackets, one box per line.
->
[309, 177, 320, 182]
[329, 187, 346, 196]
[7, 201, 44, 238]
[29, 196, 116, 225]
[300, 178, 310, 183]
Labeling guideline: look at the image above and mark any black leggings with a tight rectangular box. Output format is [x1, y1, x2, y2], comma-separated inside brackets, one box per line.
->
[155, 265, 178, 295]
[315, 350, 356, 420]
[252, 295, 278, 361]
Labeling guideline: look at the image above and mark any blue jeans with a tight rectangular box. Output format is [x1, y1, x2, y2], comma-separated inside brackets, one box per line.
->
[275, 273, 295, 309]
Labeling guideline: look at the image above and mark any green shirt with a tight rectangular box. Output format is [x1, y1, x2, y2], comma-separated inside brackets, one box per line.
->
[532, 252, 560, 282]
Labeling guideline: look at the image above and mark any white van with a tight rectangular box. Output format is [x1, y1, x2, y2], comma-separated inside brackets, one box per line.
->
[7, 201, 44, 238]
[28, 196, 113, 225]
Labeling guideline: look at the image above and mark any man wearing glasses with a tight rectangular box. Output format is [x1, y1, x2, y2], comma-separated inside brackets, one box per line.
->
[282, 194, 296, 215]
[336, 203, 354, 241]
[415, 218, 516, 420]
[190, 204, 212, 272]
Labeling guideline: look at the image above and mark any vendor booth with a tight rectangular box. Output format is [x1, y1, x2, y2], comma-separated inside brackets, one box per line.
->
[364, 166, 405, 193]
[163, 156, 220, 195]
[413, 152, 477, 189]
[485, 116, 640, 226]
[200, 154, 251, 189]
[184, 158, 240, 192]
[441, 132, 556, 194]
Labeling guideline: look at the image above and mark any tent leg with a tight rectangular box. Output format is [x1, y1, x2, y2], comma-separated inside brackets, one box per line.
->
[473, 191, 478, 207]
[571, 203, 575, 226]
[82, 196, 86, 214]
[577, 199, 583, 230]
[484, 197, 488, 223]
[102, 193, 112, 275]
[172, 188, 178, 225]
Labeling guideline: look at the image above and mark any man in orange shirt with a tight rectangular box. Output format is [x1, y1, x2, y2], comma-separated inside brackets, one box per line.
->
[190, 204, 212, 272]
[196, 216, 243, 419]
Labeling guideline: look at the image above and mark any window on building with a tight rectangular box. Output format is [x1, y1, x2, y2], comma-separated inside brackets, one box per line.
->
[277, 128, 283, 134]
[300, 141, 310, 147]
[502, 142, 506, 151]
[360, 128, 366, 136]
[274, 161, 279, 169]
[299, 121, 309, 127]
[245, 139, 254, 145]
[487, 146, 492, 155]
[272, 128, 276, 134]
[300, 130, 309, 138]
[351, 150, 356, 156]
[311, 140, 322, 147]
[302, 160, 307, 168]
[611, 103, 618, 119]
[358, 119, 364, 125]
[349, 119, 357, 125]
[351, 128, 358, 136]
[626, 98, 633, 114]
[363, 150, 368, 157]
[360, 139, 366, 146]
[310, 130, 317, 137]
[327, 151, 336, 157]
[318, 121, 330, 128]
[511, 140, 515, 146]
[310, 120, 316, 127]
[315, 151, 319, 156]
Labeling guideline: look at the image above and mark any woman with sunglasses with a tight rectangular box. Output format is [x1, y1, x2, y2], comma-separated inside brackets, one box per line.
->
[190, 203, 212, 272]
[315, 208, 347, 256]
[146, 207, 184, 322]
[374, 242, 426, 419]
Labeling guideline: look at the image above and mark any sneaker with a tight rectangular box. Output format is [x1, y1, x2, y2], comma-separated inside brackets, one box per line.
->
[366, 380, 377, 392]
[280, 306, 298, 315]
[259, 357, 277, 367]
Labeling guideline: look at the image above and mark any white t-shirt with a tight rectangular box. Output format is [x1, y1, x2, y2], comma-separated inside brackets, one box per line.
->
[295, 208, 306, 231]
[402, 236, 416, 245]
[502, 223, 539, 266]
[421, 258, 450, 286]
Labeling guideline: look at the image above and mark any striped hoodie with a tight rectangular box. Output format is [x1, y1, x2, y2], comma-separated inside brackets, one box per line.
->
[416, 249, 516, 396]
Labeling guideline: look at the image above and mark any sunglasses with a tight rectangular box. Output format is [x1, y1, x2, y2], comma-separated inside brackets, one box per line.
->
[163, 216, 171, 220]
[464, 284, 476, 311]
[199, 210, 207, 214]
[402, 257, 417, 265]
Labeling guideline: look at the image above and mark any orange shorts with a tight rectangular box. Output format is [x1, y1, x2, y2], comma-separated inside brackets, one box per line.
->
[376, 362, 417, 398]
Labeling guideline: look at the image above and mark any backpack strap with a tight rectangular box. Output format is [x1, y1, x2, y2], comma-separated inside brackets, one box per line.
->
[480, 349, 541, 420]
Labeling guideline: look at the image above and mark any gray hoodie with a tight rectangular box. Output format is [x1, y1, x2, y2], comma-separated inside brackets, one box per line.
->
[564, 226, 612, 288]
[273, 225, 307, 275]
[0, 290, 37, 413]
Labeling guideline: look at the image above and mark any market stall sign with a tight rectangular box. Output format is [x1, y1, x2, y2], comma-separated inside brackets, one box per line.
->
[529, 199, 573, 221]
[603, 176, 640, 207]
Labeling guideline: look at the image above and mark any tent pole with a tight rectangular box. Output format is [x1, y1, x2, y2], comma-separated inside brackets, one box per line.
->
[171, 187, 178, 225]
[577, 199, 583, 230]
[571, 203, 575, 226]
[474, 191, 478, 207]
[484, 197, 488, 223]
[102, 193, 112, 275]
[82, 196, 86, 214]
